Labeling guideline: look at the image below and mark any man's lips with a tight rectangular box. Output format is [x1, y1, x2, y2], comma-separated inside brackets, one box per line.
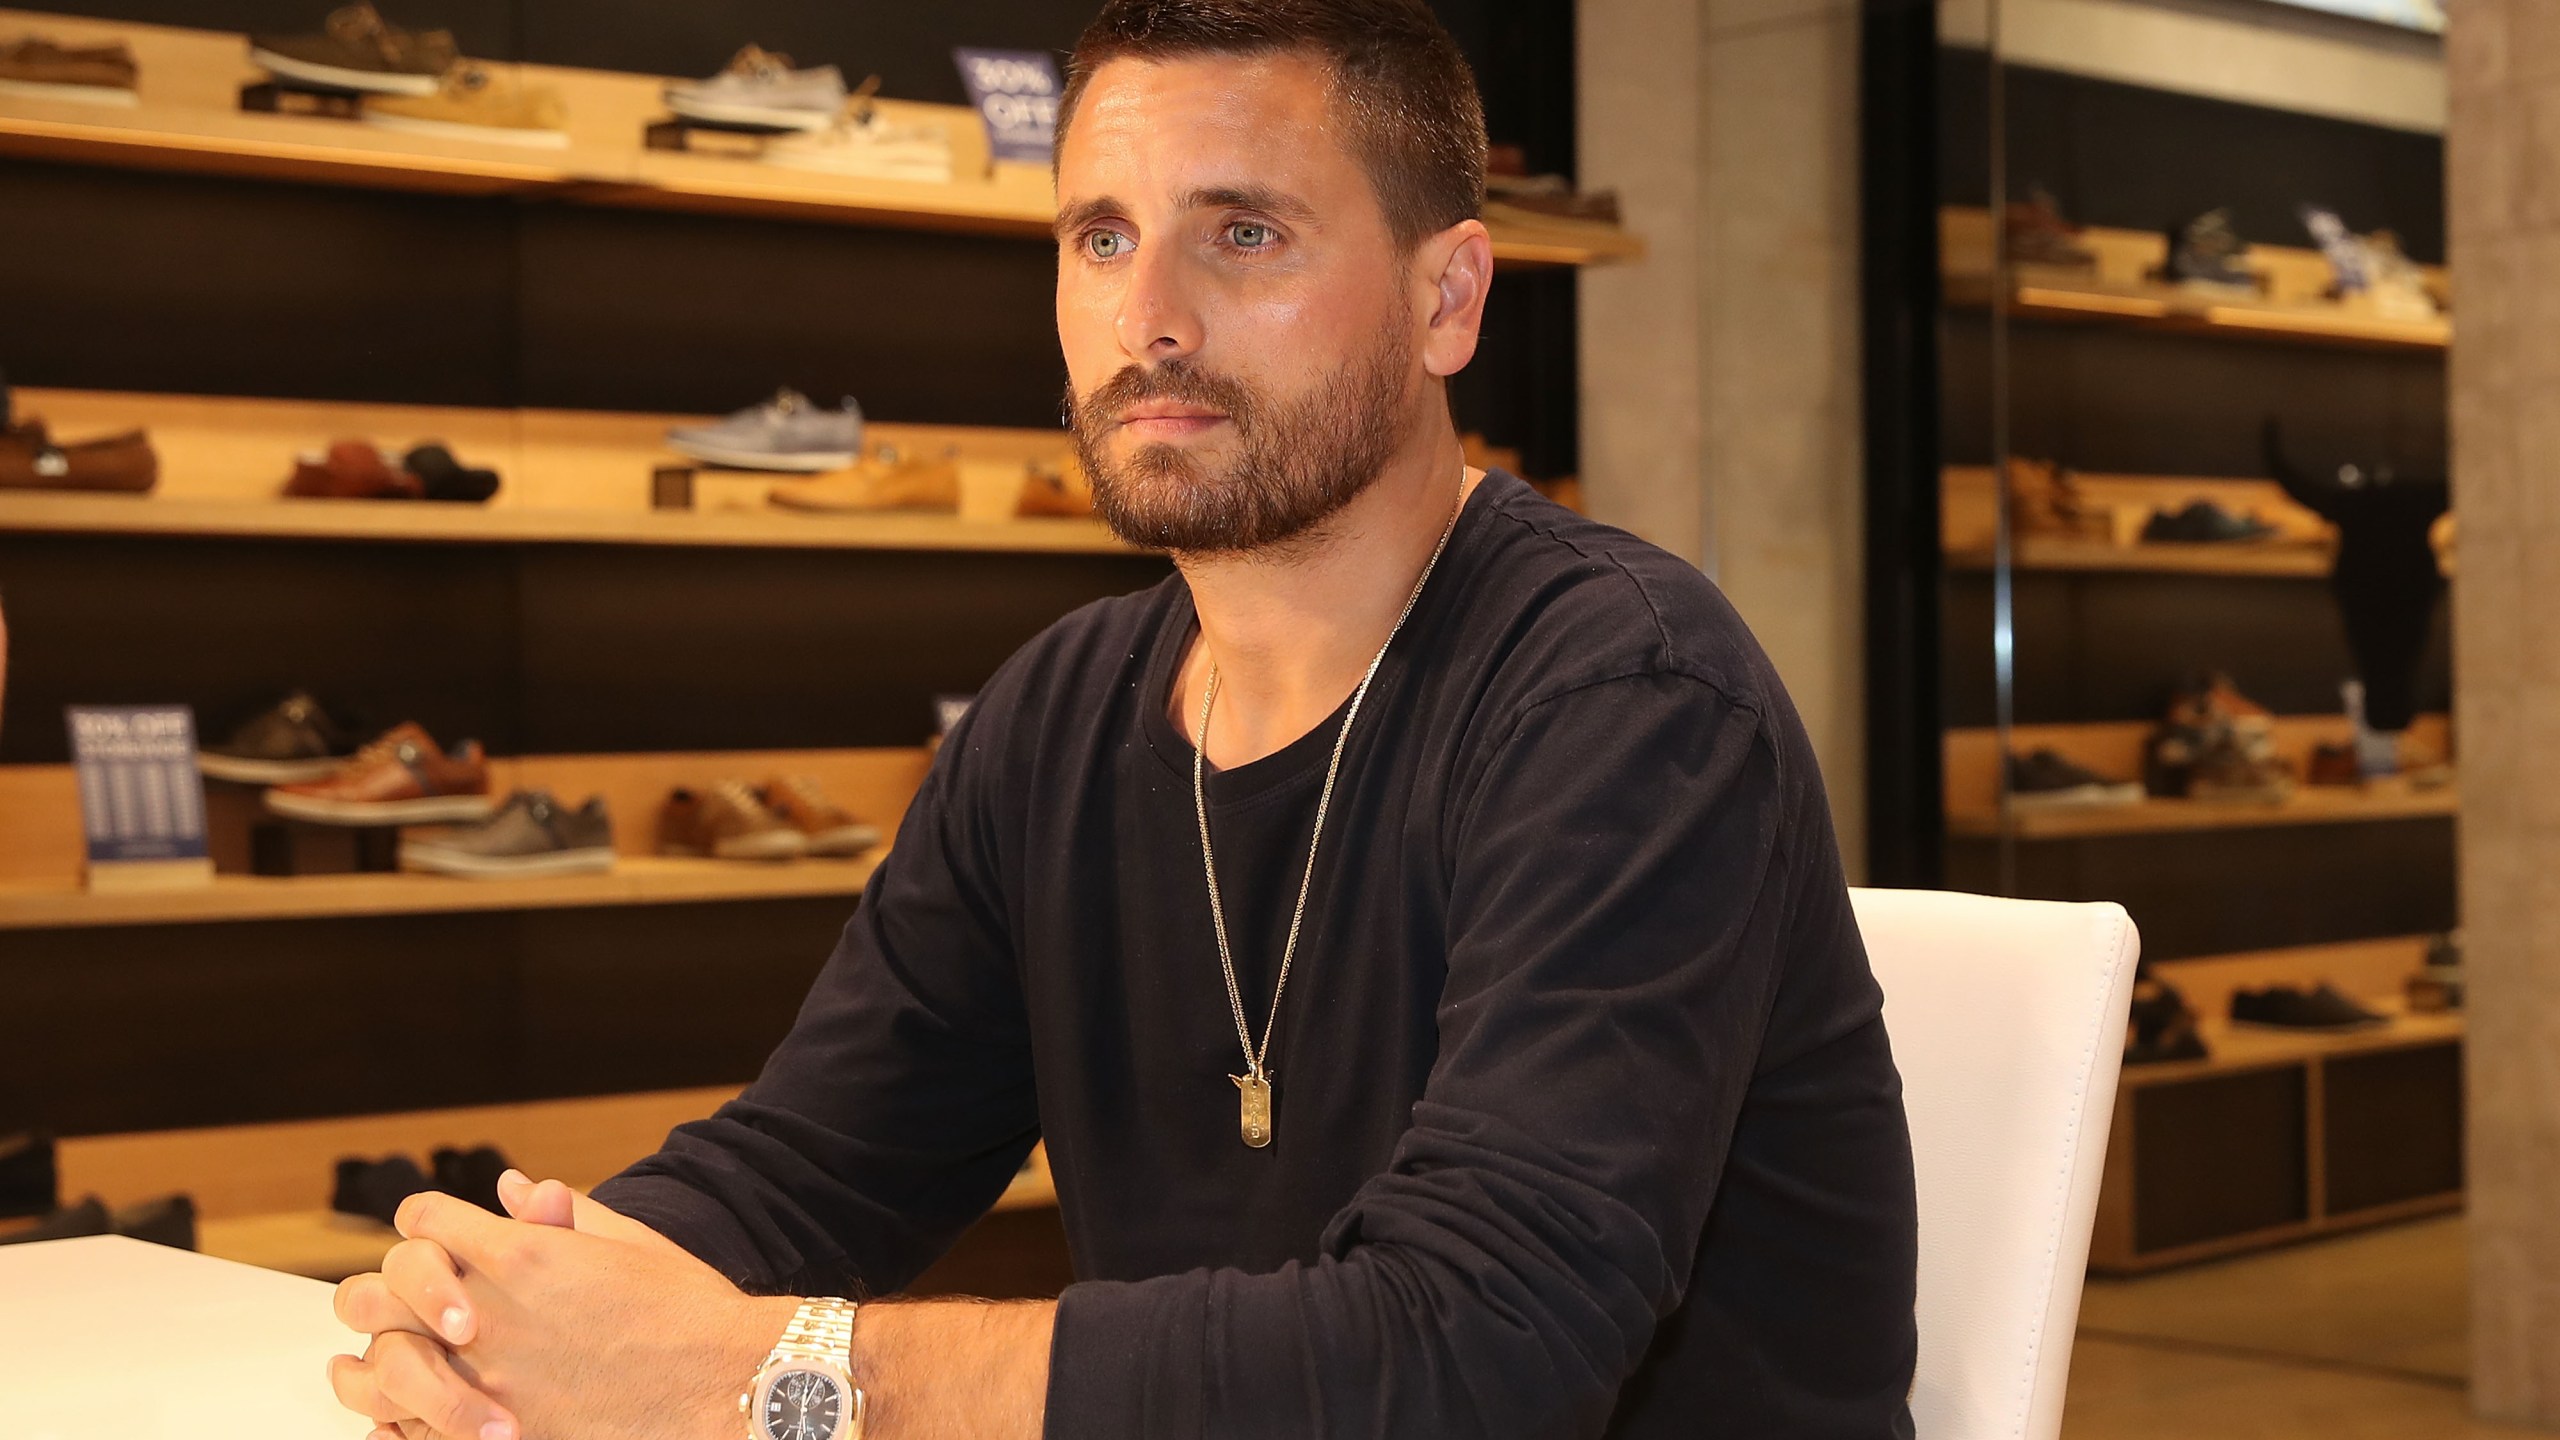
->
[1115, 403, 1230, 439]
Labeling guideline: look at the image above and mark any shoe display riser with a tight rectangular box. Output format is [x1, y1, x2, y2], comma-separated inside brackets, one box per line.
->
[2089, 1019, 2463, 1274]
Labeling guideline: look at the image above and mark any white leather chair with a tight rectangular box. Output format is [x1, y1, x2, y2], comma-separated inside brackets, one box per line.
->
[1851, 888, 2140, 1440]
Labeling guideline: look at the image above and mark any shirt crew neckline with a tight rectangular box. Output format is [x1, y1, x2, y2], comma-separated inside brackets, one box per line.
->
[1136, 471, 1507, 806]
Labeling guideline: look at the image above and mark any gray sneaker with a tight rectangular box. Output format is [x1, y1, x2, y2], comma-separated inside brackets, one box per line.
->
[664, 45, 847, 132]
[401, 790, 614, 879]
[667, 389, 863, 472]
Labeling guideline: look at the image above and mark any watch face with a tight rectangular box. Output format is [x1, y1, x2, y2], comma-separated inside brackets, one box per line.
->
[760, 1366, 846, 1440]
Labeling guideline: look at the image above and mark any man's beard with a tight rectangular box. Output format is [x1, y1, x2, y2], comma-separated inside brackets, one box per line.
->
[1066, 323, 1413, 555]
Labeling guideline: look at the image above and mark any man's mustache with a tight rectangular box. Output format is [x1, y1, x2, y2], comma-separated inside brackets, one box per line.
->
[1069, 361, 1259, 435]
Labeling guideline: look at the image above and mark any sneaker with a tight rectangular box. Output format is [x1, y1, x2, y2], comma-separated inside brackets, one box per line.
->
[664, 45, 846, 132]
[331, 1153, 433, 1227]
[2125, 969, 2208, 1066]
[431, 1145, 513, 1213]
[198, 689, 357, 785]
[667, 390, 863, 472]
[2157, 208, 2259, 292]
[0, 1195, 108, 1246]
[766, 446, 961, 513]
[659, 780, 807, 861]
[760, 775, 881, 857]
[764, 107, 954, 182]
[0, 1132, 57, 1221]
[1016, 454, 1094, 518]
[2139, 500, 2278, 544]
[2005, 749, 2144, 809]
[2145, 672, 2293, 803]
[2230, 982, 2387, 1032]
[2005, 186, 2095, 270]
[265, 721, 493, 825]
[364, 63, 568, 148]
[401, 442, 501, 503]
[2006, 457, 2113, 542]
[249, 3, 457, 96]
[402, 789, 614, 878]
[0, 417, 157, 493]
[283, 440, 423, 500]
[0, 36, 138, 105]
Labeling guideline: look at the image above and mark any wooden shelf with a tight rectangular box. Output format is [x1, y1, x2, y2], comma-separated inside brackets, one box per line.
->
[0, 389, 1153, 553]
[0, 488, 1143, 554]
[0, 10, 1641, 269]
[1947, 779, 2456, 839]
[1943, 716, 2456, 839]
[2150, 935, 2433, 1025]
[2119, 1007, 2463, 1089]
[0, 853, 878, 930]
[1942, 206, 2450, 352]
[0, 746, 932, 928]
[1946, 533, 2338, 577]
[54, 1087, 1057, 1280]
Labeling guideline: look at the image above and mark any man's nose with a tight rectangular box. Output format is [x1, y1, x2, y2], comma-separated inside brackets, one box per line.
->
[1114, 246, 1204, 362]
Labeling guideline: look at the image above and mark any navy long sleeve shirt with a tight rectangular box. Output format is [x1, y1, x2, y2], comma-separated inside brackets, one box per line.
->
[596, 472, 1918, 1438]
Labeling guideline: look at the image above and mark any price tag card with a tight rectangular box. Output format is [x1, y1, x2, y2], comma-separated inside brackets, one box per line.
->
[953, 48, 1062, 164]
[66, 704, 214, 891]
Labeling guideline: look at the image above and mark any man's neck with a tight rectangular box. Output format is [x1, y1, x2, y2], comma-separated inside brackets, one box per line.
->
[1170, 432, 1482, 771]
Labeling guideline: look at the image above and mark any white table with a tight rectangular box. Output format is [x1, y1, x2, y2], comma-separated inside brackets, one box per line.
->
[0, 1235, 359, 1439]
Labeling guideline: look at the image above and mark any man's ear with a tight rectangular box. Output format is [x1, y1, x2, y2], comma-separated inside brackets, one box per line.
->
[1419, 219, 1494, 379]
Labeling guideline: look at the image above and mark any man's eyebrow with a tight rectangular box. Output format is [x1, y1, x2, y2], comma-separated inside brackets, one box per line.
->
[1177, 184, 1318, 224]
[1053, 196, 1123, 241]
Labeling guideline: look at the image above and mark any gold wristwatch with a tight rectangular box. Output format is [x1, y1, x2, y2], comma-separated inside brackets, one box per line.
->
[738, 1297, 866, 1440]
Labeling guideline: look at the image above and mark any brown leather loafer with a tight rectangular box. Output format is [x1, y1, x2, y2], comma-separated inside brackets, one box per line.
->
[0, 419, 158, 493]
[265, 721, 493, 825]
[283, 440, 424, 500]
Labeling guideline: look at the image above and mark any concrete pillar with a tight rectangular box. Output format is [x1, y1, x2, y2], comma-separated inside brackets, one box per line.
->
[2446, 0, 2560, 1425]
[1579, 0, 1868, 875]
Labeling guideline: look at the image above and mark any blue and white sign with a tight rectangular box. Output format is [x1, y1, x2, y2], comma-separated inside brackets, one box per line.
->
[954, 48, 1063, 164]
[2259, 0, 2442, 33]
[66, 705, 208, 867]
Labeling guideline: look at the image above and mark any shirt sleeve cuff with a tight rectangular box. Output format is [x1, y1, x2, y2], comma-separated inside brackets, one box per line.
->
[590, 1171, 775, 1291]
[1044, 1272, 1209, 1440]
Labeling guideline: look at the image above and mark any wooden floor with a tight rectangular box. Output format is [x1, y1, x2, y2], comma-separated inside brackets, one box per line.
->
[2063, 1215, 2544, 1438]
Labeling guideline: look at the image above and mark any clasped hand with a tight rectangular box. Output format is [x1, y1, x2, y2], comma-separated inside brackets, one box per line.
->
[329, 1170, 795, 1440]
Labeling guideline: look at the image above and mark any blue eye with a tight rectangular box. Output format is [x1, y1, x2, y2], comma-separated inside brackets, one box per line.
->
[1227, 222, 1273, 249]
[1085, 230, 1129, 260]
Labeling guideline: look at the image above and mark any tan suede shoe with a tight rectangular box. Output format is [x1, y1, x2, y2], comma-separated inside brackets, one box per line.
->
[767, 447, 961, 514]
[659, 780, 806, 861]
[761, 775, 882, 857]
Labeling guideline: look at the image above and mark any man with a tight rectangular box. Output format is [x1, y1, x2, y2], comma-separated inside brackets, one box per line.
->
[330, 1, 1917, 1436]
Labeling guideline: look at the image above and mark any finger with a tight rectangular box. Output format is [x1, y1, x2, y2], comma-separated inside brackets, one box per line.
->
[496, 1168, 573, 1228]
[393, 1189, 520, 1273]
[334, 1270, 444, 1342]
[368, 1331, 517, 1440]
[382, 1237, 478, 1345]
[327, 1352, 408, 1424]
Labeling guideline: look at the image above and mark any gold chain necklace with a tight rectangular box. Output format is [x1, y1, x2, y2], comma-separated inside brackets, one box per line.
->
[1192, 477, 1466, 1148]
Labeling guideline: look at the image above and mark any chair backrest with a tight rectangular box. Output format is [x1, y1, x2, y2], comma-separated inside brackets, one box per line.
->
[1850, 888, 2139, 1440]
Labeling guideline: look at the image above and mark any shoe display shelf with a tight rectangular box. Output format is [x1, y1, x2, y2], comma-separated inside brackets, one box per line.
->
[1940, 205, 2450, 353]
[0, 8, 1644, 271]
[0, 745, 926, 929]
[1942, 716, 2456, 840]
[0, 388, 1143, 554]
[1938, 465, 2463, 580]
[45, 1086, 1057, 1281]
[2091, 954, 2462, 1274]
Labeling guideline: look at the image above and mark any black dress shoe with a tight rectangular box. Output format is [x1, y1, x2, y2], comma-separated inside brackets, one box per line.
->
[0, 1131, 58, 1220]
[2231, 982, 2387, 1031]
[432, 1145, 514, 1214]
[0, 1195, 110, 1246]
[403, 443, 501, 504]
[332, 1154, 436, 1226]
[114, 1193, 197, 1251]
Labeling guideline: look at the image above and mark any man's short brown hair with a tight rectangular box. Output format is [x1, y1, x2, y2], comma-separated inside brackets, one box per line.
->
[1055, 0, 1489, 251]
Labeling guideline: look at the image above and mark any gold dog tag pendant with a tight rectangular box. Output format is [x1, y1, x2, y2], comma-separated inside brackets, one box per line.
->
[1232, 1072, 1274, 1148]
